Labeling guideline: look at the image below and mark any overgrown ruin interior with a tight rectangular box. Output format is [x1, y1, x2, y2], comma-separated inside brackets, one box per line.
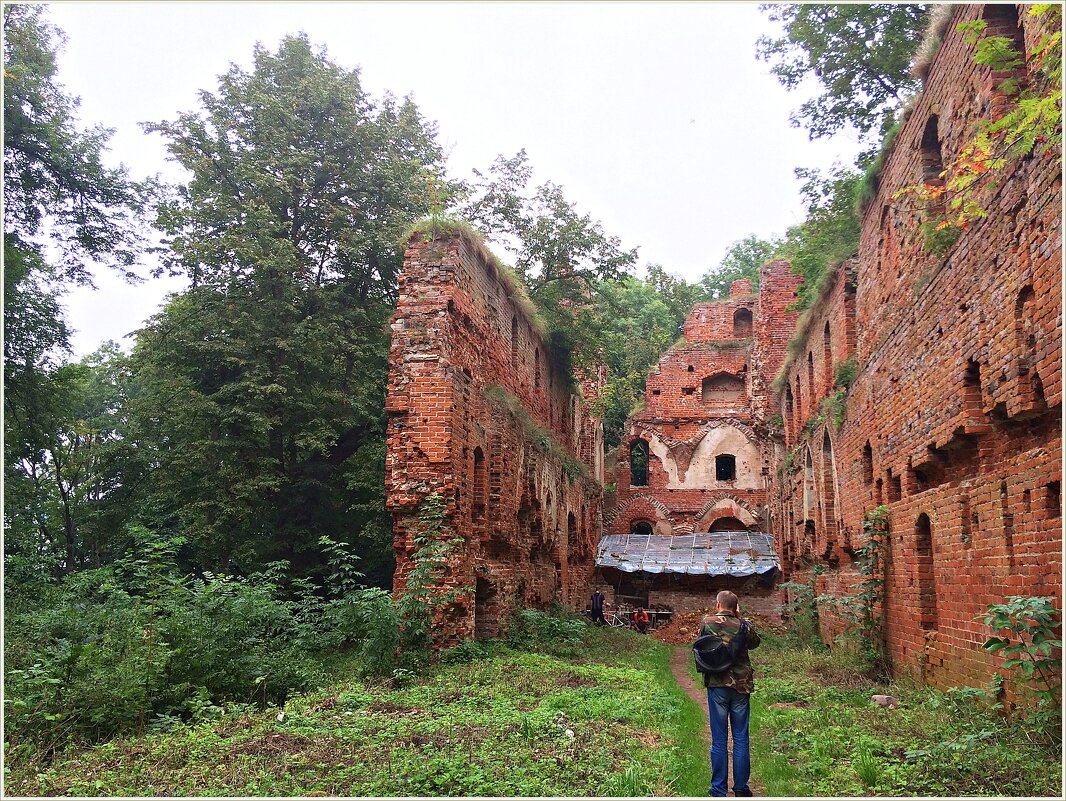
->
[385, 3, 1061, 686]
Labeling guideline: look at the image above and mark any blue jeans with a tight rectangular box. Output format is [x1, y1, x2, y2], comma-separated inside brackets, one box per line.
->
[707, 686, 751, 797]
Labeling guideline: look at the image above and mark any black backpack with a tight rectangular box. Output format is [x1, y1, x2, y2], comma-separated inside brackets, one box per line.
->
[693, 620, 749, 674]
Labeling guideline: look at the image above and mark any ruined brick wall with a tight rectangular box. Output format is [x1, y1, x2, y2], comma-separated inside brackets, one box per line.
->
[385, 229, 603, 644]
[768, 3, 1062, 689]
[605, 270, 801, 607]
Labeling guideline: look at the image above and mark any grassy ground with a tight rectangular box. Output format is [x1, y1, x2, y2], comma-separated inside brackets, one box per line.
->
[747, 632, 1062, 797]
[8, 621, 1060, 797]
[6, 626, 710, 797]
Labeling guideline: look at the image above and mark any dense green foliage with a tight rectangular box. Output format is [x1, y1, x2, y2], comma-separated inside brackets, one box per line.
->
[8, 625, 712, 797]
[778, 164, 862, 309]
[131, 34, 448, 576]
[5, 524, 396, 754]
[756, 4, 929, 148]
[4, 4, 151, 576]
[697, 234, 780, 299]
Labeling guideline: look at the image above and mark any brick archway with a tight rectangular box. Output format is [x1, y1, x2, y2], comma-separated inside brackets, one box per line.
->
[694, 495, 760, 531]
[607, 495, 673, 535]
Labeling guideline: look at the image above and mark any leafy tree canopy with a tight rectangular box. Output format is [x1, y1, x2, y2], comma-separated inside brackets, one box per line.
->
[757, 4, 929, 148]
[460, 150, 639, 365]
[132, 34, 448, 573]
[778, 164, 862, 308]
[4, 5, 149, 577]
[698, 234, 782, 300]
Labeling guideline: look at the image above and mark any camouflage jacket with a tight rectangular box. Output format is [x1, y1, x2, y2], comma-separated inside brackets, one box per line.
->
[698, 612, 761, 693]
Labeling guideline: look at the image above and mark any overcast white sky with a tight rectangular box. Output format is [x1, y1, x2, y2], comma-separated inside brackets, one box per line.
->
[43, 1, 863, 357]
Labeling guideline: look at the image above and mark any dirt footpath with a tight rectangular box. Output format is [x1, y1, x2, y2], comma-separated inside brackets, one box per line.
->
[668, 646, 763, 797]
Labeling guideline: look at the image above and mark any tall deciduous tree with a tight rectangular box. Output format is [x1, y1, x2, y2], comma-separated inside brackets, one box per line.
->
[756, 4, 929, 147]
[4, 5, 148, 575]
[132, 35, 449, 574]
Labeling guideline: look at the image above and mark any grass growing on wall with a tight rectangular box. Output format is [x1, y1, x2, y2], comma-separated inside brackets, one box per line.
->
[403, 215, 548, 336]
[483, 385, 590, 483]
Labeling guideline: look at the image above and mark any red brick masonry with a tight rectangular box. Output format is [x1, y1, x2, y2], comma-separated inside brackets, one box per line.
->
[385, 231, 603, 644]
[768, 4, 1062, 689]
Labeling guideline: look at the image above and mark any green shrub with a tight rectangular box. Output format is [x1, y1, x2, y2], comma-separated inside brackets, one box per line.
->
[4, 525, 402, 752]
[506, 607, 587, 655]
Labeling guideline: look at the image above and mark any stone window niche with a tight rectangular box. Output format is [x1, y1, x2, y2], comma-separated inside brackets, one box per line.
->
[715, 454, 736, 482]
[915, 513, 938, 630]
[920, 116, 946, 217]
[733, 308, 753, 337]
[702, 372, 744, 407]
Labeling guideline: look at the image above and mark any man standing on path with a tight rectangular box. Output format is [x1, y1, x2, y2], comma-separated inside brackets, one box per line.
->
[590, 589, 607, 625]
[699, 590, 761, 798]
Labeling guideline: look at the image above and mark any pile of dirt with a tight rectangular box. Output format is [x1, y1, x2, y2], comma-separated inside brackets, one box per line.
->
[651, 609, 787, 645]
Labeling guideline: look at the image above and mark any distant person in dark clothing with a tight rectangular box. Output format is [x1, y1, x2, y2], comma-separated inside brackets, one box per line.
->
[633, 607, 650, 633]
[591, 590, 607, 625]
[698, 590, 761, 798]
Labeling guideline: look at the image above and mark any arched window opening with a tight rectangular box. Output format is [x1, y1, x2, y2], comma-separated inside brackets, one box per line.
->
[795, 377, 803, 429]
[915, 513, 938, 630]
[821, 430, 838, 556]
[823, 321, 833, 389]
[803, 448, 815, 520]
[568, 512, 579, 555]
[702, 372, 744, 405]
[630, 520, 653, 536]
[510, 315, 519, 367]
[534, 348, 541, 390]
[733, 308, 753, 337]
[785, 384, 795, 444]
[921, 115, 944, 186]
[715, 454, 736, 482]
[862, 441, 874, 485]
[629, 440, 649, 487]
[807, 351, 816, 399]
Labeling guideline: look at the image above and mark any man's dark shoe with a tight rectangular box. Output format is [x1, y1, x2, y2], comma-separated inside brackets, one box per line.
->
[733, 789, 753, 797]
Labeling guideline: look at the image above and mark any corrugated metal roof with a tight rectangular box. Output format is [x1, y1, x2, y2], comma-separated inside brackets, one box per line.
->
[595, 532, 779, 577]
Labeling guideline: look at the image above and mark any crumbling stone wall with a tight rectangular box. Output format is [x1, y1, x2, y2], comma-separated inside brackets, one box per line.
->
[385, 229, 603, 644]
[768, 3, 1062, 689]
